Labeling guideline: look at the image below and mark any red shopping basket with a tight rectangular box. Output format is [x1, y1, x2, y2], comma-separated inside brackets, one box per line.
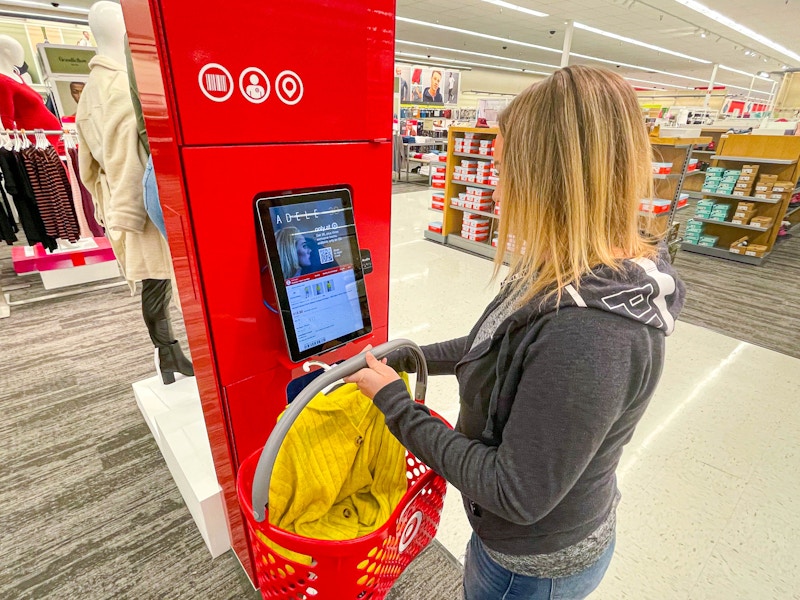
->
[237, 340, 450, 600]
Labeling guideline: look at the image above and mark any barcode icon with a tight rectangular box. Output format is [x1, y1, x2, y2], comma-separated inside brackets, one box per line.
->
[205, 73, 228, 93]
[318, 247, 334, 264]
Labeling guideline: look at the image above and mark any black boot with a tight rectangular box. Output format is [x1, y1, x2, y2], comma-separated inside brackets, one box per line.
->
[157, 342, 195, 384]
[142, 279, 194, 385]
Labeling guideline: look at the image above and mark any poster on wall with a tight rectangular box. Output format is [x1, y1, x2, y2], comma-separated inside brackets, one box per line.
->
[396, 64, 460, 105]
[52, 80, 86, 118]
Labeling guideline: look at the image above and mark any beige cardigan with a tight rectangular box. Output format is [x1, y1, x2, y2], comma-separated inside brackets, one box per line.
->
[76, 55, 172, 287]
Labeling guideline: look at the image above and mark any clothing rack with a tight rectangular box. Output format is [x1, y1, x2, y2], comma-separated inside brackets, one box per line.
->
[0, 127, 125, 318]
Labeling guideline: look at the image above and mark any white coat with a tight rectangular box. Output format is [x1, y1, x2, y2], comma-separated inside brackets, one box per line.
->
[76, 55, 172, 288]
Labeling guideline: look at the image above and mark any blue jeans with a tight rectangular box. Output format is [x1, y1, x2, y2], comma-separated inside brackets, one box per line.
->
[463, 533, 615, 600]
[142, 155, 166, 239]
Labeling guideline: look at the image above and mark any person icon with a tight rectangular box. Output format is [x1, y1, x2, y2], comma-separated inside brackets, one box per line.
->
[245, 74, 265, 100]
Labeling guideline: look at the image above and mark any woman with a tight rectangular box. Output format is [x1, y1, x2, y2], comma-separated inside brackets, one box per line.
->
[275, 226, 311, 278]
[345, 66, 685, 599]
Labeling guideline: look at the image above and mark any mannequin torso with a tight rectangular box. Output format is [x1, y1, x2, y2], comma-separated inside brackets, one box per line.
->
[0, 36, 60, 131]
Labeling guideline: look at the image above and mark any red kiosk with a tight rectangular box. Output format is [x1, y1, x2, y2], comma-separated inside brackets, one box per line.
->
[121, 0, 396, 581]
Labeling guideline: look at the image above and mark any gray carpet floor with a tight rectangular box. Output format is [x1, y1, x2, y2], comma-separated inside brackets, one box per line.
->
[671, 201, 800, 359]
[0, 240, 462, 599]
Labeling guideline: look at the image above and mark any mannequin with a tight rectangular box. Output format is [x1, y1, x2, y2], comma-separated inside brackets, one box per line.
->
[77, 1, 193, 385]
[0, 35, 60, 132]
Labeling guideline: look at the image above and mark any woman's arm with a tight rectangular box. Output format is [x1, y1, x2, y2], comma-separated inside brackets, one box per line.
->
[367, 310, 652, 525]
[387, 336, 470, 376]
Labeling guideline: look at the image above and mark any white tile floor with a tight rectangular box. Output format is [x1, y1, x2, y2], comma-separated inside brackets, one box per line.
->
[387, 190, 800, 599]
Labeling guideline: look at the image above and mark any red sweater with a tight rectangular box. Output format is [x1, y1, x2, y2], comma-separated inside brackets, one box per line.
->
[0, 73, 61, 133]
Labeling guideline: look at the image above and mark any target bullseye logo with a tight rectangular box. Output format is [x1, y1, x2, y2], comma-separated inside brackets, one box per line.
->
[275, 70, 304, 105]
[398, 511, 423, 554]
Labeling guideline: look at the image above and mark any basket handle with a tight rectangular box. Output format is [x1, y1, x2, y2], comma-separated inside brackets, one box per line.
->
[250, 339, 428, 523]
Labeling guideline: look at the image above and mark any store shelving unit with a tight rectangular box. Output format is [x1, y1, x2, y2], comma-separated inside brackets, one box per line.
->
[684, 126, 731, 199]
[645, 136, 711, 240]
[423, 126, 499, 259]
[680, 134, 800, 265]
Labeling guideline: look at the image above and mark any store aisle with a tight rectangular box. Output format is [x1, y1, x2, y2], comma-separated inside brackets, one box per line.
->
[389, 189, 800, 599]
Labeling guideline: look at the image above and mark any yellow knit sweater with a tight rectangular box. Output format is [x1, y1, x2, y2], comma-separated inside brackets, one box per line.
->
[263, 379, 409, 563]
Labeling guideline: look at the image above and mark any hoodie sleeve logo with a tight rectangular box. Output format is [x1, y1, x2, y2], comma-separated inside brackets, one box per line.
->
[601, 284, 664, 329]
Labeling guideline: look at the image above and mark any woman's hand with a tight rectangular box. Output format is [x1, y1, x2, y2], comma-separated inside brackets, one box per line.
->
[344, 352, 400, 400]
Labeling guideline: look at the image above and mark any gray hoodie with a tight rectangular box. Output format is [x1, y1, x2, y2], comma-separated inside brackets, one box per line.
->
[375, 250, 685, 556]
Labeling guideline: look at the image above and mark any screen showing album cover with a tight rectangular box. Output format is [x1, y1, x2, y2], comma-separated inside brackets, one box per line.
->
[256, 188, 371, 361]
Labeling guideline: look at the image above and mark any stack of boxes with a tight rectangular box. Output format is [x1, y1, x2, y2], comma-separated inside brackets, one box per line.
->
[731, 201, 756, 225]
[755, 176, 796, 205]
[454, 134, 480, 155]
[430, 192, 444, 212]
[701, 167, 739, 195]
[475, 161, 494, 185]
[461, 214, 491, 243]
[453, 159, 478, 183]
[732, 165, 758, 197]
[683, 219, 704, 246]
[431, 164, 446, 189]
[451, 187, 494, 213]
[701, 167, 724, 193]
[477, 138, 495, 157]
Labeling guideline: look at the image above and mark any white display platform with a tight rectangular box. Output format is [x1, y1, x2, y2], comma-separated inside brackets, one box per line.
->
[133, 375, 231, 558]
[40, 260, 121, 290]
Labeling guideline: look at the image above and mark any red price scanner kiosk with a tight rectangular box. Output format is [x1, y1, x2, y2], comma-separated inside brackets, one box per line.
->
[121, 0, 396, 582]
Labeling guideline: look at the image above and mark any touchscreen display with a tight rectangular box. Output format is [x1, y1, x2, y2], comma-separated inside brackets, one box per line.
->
[256, 188, 371, 362]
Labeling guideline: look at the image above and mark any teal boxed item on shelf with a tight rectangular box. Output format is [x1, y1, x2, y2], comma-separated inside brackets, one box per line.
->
[721, 176, 739, 184]
[723, 170, 741, 176]
[703, 176, 722, 184]
[698, 235, 719, 247]
[716, 186, 735, 195]
[701, 186, 719, 194]
[706, 167, 725, 173]
[697, 199, 716, 207]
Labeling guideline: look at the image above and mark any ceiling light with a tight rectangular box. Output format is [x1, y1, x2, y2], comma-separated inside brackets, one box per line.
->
[480, 0, 548, 18]
[719, 65, 772, 81]
[396, 16, 561, 54]
[395, 52, 551, 75]
[700, 31, 707, 38]
[398, 16, 775, 90]
[574, 22, 711, 63]
[570, 52, 709, 83]
[625, 77, 694, 89]
[0, 8, 88, 23]
[1, 0, 89, 13]
[757, 71, 770, 78]
[396, 40, 559, 70]
[671, 0, 800, 63]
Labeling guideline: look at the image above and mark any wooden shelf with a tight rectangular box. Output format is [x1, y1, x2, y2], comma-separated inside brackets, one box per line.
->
[697, 192, 781, 204]
[451, 206, 499, 220]
[423, 230, 445, 244]
[709, 155, 797, 165]
[693, 218, 770, 232]
[452, 152, 494, 160]
[446, 234, 496, 259]
[451, 180, 496, 191]
[680, 242, 767, 265]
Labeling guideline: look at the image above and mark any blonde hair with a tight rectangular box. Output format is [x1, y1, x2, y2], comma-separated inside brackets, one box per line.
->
[276, 226, 301, 277]
[495, 65, 656, 306]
